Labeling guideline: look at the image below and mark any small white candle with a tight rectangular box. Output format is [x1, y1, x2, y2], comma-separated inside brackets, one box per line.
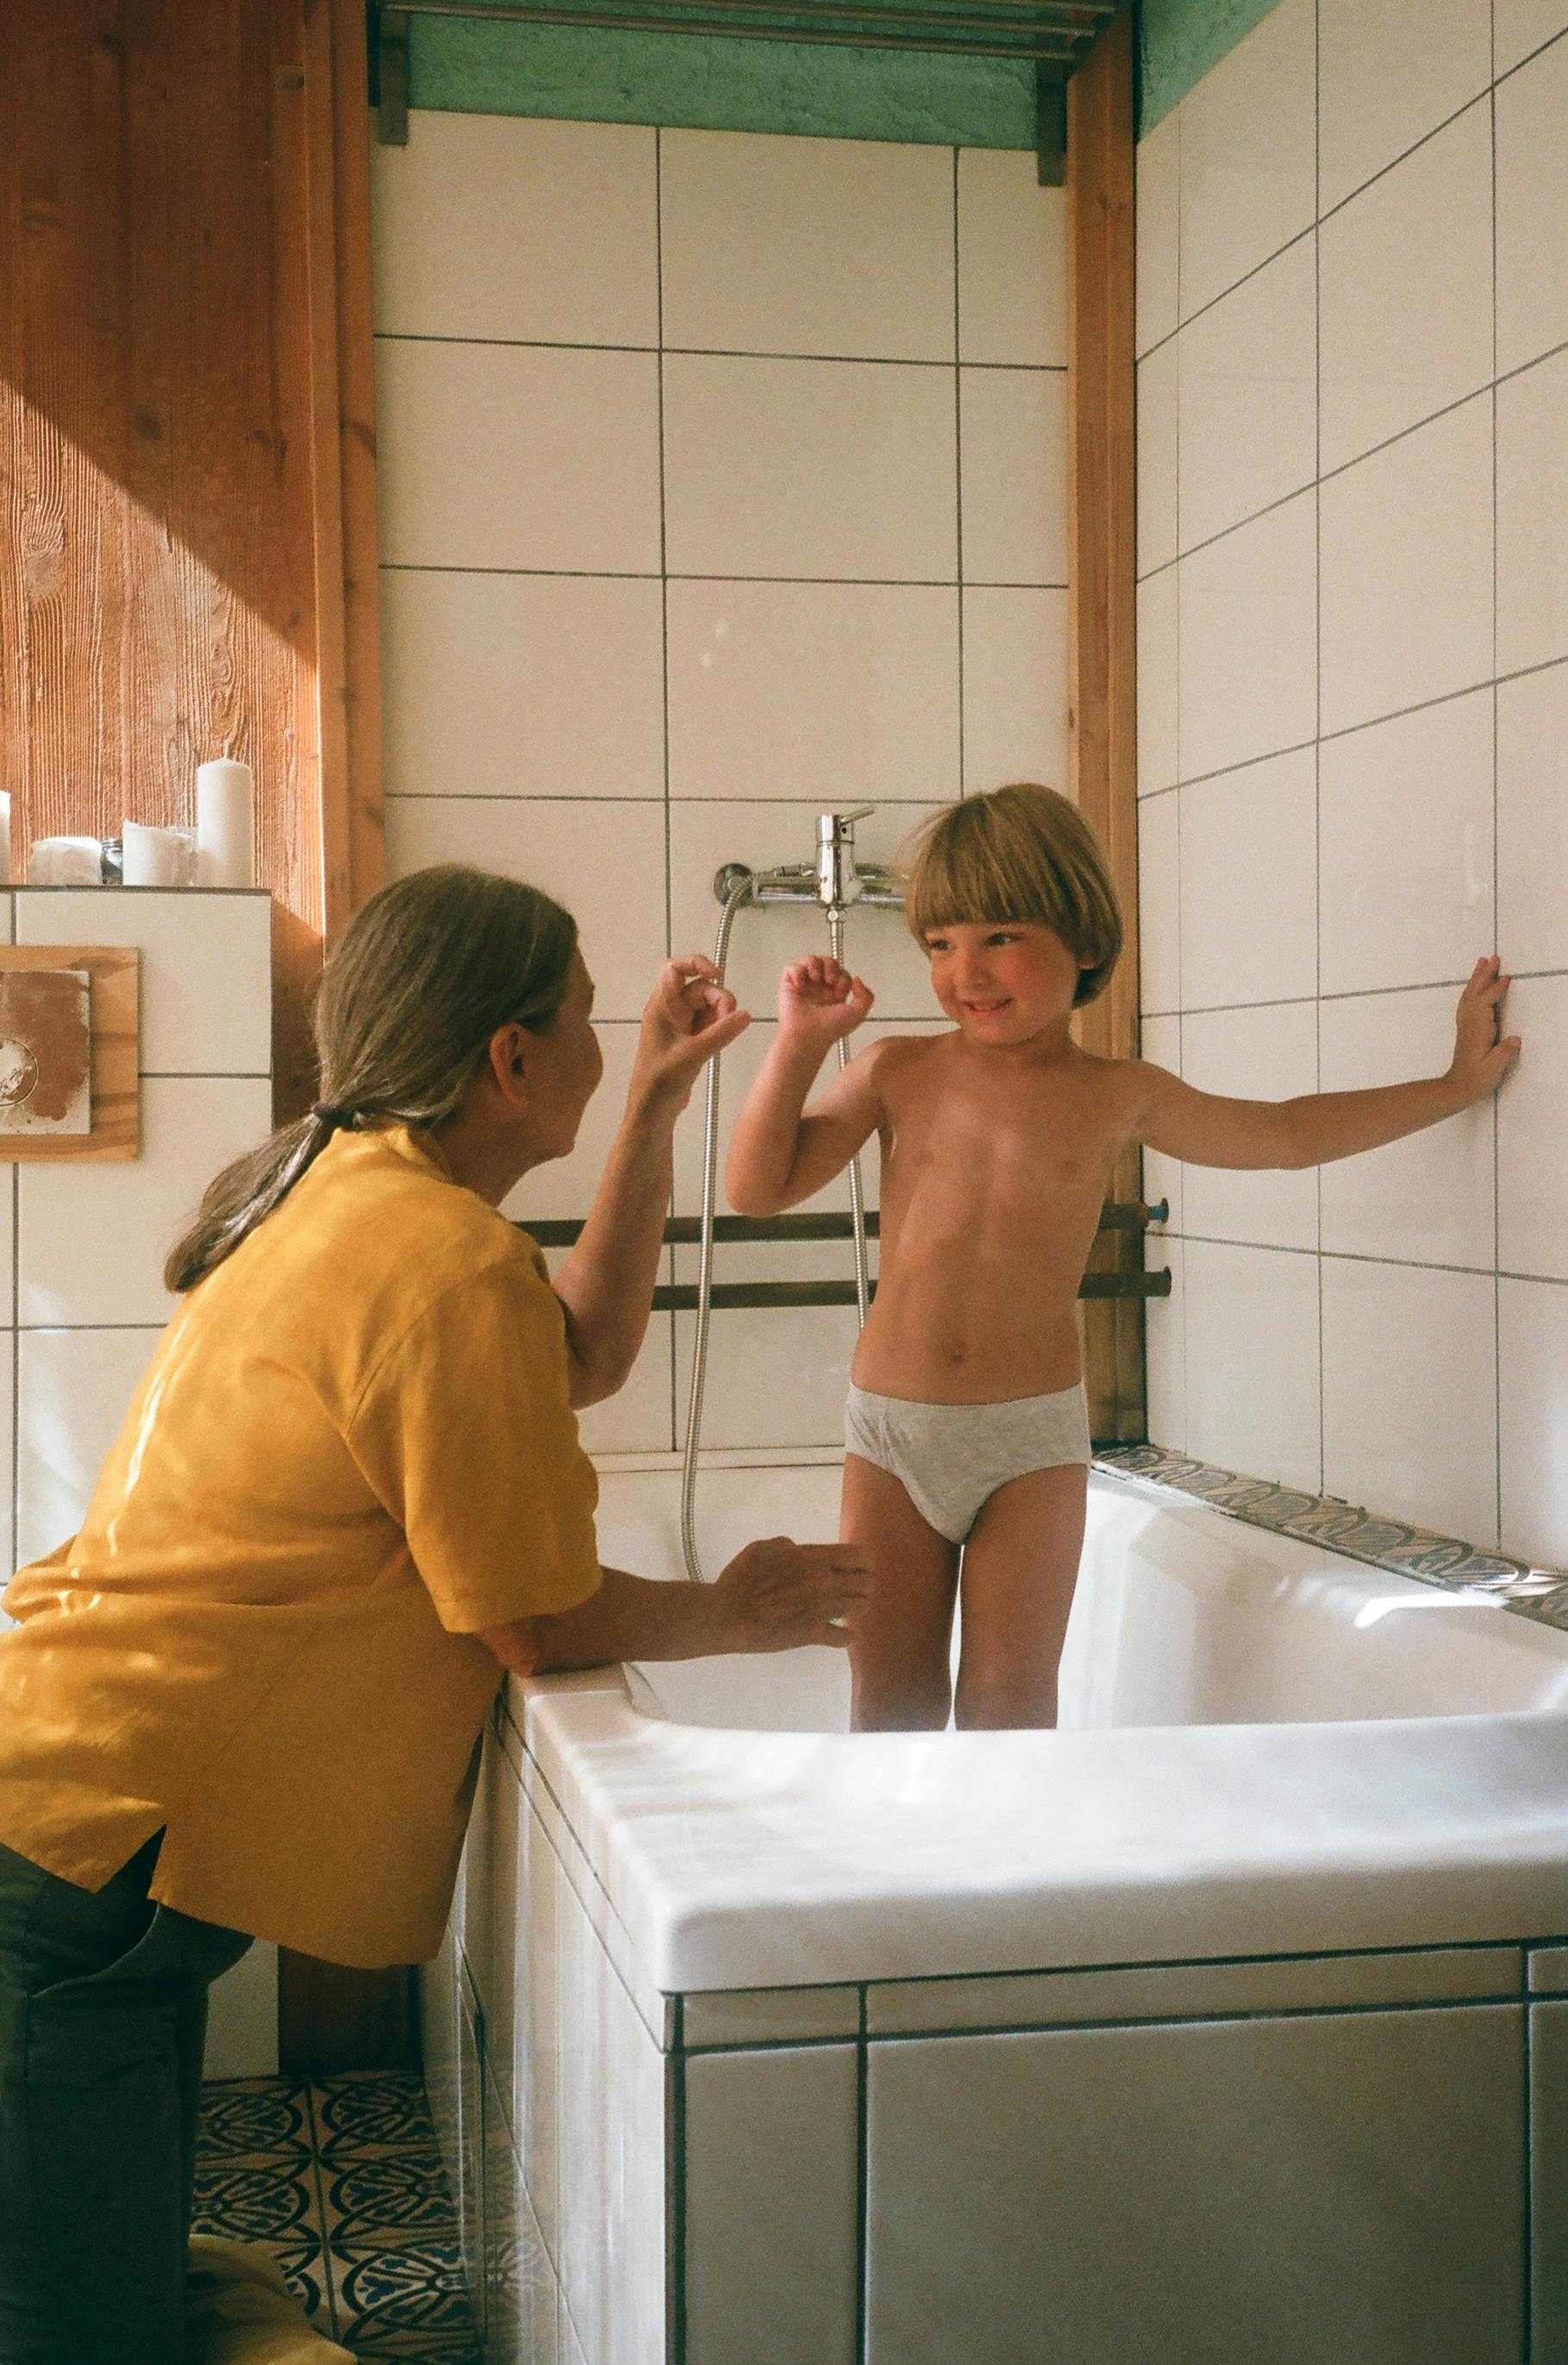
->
[0, 794, 10, 886]
[29, 835, 105, 886]
[122, 821, 192, 887]
[196, 758, 255, 889]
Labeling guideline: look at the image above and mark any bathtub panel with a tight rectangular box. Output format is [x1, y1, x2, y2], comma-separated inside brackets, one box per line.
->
[865, 1943, 1523, 2036]
[555, 1870, 667, 2365]
[684, 2044, 859, 2365]
[1531, 1999, 1568, 2360]
[484, 2068, 559, 2365]
[866, 2005, 1526, 2364]
[682, 1984, 860, 2049]
[1529, 1946, 1568, 1994]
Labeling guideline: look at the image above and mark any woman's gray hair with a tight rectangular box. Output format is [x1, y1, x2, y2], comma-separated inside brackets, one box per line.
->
[165, 865, 578, 1292]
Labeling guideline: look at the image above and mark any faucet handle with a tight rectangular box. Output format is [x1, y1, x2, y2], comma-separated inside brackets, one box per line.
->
[820, 805, 874, 840]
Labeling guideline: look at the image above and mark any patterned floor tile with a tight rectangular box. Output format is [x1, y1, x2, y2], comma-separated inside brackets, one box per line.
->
[195, 2070, 478, 2362]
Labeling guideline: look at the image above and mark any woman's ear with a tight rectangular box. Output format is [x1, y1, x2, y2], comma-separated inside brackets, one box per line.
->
[487, 1021, 533, 1108]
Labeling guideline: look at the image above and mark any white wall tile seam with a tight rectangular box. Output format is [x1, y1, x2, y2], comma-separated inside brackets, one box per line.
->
[383, 566, 1072, 592]
[1490, 67, 1502, 1554]
[1138, 225, 1319, 373]
[1315, 90, 1498, 235]
[379, 331, 1066, 375]
[1185, 1241, 1503, 1283]
[1493, 20, 1568, 88]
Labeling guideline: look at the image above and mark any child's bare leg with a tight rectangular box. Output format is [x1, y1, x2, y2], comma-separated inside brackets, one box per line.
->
[840, 1450, 959, 1732]
[953, 1463, 1088, 1730]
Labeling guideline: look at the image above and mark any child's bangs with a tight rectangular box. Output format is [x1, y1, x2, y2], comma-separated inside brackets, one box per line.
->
[904, 808, 1072, 940]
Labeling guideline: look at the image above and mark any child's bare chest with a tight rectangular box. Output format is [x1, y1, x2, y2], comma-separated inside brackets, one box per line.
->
[880, 1059, 1119, 1236]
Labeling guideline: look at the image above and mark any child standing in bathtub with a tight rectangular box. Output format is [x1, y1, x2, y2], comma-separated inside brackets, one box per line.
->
[725, 783, 1521, 1735]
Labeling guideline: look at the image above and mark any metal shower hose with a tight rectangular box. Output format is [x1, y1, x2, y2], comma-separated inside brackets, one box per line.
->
[678, 882, 872, 1585]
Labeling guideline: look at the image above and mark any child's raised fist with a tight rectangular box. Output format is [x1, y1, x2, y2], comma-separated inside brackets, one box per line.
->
[777, 955, 875, 1044]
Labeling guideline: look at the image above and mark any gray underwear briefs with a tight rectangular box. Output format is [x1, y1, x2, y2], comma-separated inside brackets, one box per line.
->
[844, 1380, 1092, 1544]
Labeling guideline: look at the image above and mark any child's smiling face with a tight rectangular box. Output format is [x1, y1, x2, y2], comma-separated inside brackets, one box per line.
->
[921, 919, 1087, 1046]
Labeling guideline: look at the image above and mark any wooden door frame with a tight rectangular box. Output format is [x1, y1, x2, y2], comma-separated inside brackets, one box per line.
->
[1066, 5, 1144, 1447]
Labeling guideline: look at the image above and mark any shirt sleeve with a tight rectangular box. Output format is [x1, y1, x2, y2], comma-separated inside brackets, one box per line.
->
[346, 1246, 603, 1634]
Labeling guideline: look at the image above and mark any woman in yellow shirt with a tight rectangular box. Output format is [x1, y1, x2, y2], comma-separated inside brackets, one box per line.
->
[0, 863, 867, 2365]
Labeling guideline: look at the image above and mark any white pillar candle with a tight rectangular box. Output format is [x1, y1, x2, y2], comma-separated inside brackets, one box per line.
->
[122, 821, 194, 887]
[196, 759, 256, 889]
[0, 794, 10, 886]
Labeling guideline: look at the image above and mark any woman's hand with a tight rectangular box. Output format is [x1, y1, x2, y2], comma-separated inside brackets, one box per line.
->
[713, 1536, 872, 1652]
[778, 955, 875, 1049]
[632, 955, 751, 1112]
[1446, 956, 1521, 1106]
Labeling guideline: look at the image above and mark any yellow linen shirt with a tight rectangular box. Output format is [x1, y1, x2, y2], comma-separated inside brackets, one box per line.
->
[0, 1124, 601, 1967]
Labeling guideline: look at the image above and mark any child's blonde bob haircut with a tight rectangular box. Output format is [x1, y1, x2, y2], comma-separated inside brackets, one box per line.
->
[902, 783, 1123, 1007]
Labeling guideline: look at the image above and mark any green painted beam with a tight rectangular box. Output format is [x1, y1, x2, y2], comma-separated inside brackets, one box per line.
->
[406, 11, 1039, 146]
[1137, 0, 1285, 135]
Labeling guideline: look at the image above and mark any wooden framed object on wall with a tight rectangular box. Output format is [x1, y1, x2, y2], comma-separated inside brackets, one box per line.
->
[1066, 4, 1144, 1447]
[0, 948, 140, 1162]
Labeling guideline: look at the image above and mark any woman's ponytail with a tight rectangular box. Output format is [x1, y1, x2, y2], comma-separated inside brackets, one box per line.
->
[163, 867, 578, 1292]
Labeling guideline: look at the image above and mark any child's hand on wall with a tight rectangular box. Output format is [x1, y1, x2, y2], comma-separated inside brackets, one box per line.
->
[1446, 956, 1522, 1105]
[777, 955, 874, 1048]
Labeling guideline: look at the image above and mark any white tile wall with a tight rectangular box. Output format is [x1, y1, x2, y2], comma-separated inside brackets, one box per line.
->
[1178, 748, 1316, 1013]
[957, 151, 1066, 368]
[1134, 109, 1180, 360]
[1137, 21, 1568, 1566]
[1496, 660, 1568, 977]
[1495, 34, 1568, 375]
[1177, 491, 1316, 781]
[1321, 1257, 1498, 1544]
[661, 130, 954, 362]
[376, 341, 664, 575]
[1494, 3, 1568, 76]
[8, 890, 274, 1581]
[665, 582, 960, 804]
[1317, 102, 1493, 477]
[1177, 0, 1317, 322]
[1177, 235, 1315, 554]
[1317, 0, 1491, 218]
[1179, 1002, 1319, 1253]
[1319, 394, 1494, 738]
[1317, 691, 1495, 998]
[375, 120, 1068, 1461]
[665, 353, 958, 582]
[1496, 346, 1568, 677]
[371, 115, 659, 348]
[1319, 988, 1496, 1273]
[381, 573, 666, 803]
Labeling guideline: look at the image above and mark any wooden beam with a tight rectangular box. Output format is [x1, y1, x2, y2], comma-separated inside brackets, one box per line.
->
[1065, 4, 1143, 1445]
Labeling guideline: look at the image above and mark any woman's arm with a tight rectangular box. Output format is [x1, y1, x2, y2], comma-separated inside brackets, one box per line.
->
[553, 958, 748, 1406]
[727, 956, 881, 1216]
[1134, 958, 1519, 1170]
[477, 1536, 873, 1676]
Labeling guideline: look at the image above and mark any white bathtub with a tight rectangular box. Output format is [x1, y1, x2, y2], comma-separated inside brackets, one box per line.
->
[428, 1460, 1568, 2365]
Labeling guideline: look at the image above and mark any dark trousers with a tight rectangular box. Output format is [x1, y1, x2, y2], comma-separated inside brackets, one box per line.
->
[0, 1833, 252, 2365]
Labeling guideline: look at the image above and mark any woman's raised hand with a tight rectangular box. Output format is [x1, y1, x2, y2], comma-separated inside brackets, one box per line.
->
[777, 955, 875, 1048]
[713, 1536, 872, 1652]
[634, 955, 751, 1109]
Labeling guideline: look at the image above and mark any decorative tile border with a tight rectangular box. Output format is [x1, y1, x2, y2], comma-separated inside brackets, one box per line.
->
[1096, 1445, 1568, 1638]
[194, 2071, 481, 2364]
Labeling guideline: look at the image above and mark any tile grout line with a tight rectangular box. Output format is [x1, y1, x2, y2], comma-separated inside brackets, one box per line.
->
[1136, 325, 1568, 586]
[1490, 32, 1506, 1555]
[1314, 0, 1326, 1500]
[302, 2083, 343, 2345]
[378, 327, 1065, 375]
[656, 127, 680, 1460]
[953, 147, 965, 796]
[1138, 24, 1568, 376]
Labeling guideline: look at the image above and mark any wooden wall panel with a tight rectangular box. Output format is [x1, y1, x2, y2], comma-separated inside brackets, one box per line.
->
[1, 0, 395, 2064]
[0, 0, 383, 1111]
[1066, 6, 1143, 1445]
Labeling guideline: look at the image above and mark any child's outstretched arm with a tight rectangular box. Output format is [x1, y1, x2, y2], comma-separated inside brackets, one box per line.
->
[726, 955, 881, 1216]
[1134, 957, 1520, 1170]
